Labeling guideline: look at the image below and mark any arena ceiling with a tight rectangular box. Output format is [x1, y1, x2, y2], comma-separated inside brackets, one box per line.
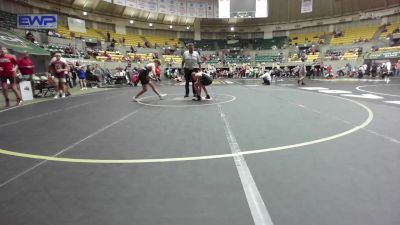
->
[43, 0, 399, 26]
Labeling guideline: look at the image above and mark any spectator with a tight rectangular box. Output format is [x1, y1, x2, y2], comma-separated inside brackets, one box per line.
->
[0, 46, 22, 106]
[327, 65, 333, 76]
[50, 53, 69, 98]
[106, 32, 111, 42]
[86, 65, 101, 86]
[25, 31, 35, 43]
[17, 51, 36, 96]
[69, 63, 77, 87]
[77, 65, 87, 90]
[395, 60, 400, 77]
[64, 44, 73, 54]
[110, 39, 116, 50]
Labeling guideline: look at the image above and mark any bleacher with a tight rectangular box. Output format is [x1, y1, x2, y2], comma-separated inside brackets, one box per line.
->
[163, 55, 182, 65]
[207, 56, 250, 64]
[289, 52, 320, 62]
[181, 38, 276, 50]
[57, 26, 146, 47]
[289, 32, 325, 45]
[0, 10, 16, 29]
[102, 31, 145, 47]
[255, 54, 283, 63]
[324, 47, 362, 61]
[195, 40, 216, 51]
[380, 22, 400, 39]
[144, 35, 180, 47]
[254, 37, 286, 50]
[127, 53, 156, 63]
[343, 52, 359, 60]
[215, 40, 227, 49]
[224, 39, 252, 49]
[330, 26, 378, 45]
[377, 46, 400, 52]
[96, 50, 125, 62]
[40, 44, 80, 58]
[181, 39, 216, 51]
[306, 53, 320, 62]
[57, 25, 104, 41]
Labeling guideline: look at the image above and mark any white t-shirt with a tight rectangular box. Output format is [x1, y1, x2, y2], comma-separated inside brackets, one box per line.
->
[386, 62, 391, 70]
[260, 72, 271, 81]
[50, 56, 68, 74]
[50, 56, 66, 64]
[183, 51, 200, 69]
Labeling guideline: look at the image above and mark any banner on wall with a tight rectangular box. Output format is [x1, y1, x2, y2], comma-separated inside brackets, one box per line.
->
[213, 0, 219, 18]
[158, 0, 169, 13]
[186, 0, 197, 17]
[113, 0, 126, 6]
[196, 2, 207, 18]
[125, 0, 137, 8]
[176, 0, 187, 16]
[108, 0, 224, 18]
[146, 0, 158, 11]
[365, 51, 400, 59]
[255, 0, 268, 18]
[137, 0, 146, 10]
[67, 17, 86, 33]
[17, 14, 58, 29]
[218, 0, 230, 18]
[166, 0, 177, 15]
[301, 0, 313, 13]
[206, 0, 214, 18]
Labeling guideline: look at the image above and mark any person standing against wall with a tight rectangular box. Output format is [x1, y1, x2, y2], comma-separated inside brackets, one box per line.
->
[182, 43, 201, 98]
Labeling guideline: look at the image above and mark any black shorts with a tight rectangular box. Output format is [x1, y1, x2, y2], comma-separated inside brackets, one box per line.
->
[0, 77, 16, 84]
[200, 74, 212, 86]
[138, 69, 150, 85]
[184, 68, 199, 80]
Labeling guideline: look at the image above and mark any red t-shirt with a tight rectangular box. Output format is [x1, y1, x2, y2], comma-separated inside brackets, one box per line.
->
[0, 54, 17, 77]
[17, 57, 35, 75]
[51, 60, 67, 78]
[155, 67, 161, 77]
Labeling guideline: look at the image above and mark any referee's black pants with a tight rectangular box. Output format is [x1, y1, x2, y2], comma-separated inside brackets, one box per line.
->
[184, 68, 196, 96]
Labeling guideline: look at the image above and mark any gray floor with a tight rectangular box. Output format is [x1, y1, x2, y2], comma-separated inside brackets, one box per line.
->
[0, 78, 399, 225]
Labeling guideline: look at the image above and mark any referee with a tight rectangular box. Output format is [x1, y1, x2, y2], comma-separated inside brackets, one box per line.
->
[182, 42, 201, 97]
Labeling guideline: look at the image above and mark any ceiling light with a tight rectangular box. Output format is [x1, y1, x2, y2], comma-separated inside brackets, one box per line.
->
[230, 27, 235, 31]
[83, 11, 88, 16]
[186, 26, 190, 30]
[149, 23, 153, 27]
[130, 20, 134, 24]
[169, 25, 173, 29]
